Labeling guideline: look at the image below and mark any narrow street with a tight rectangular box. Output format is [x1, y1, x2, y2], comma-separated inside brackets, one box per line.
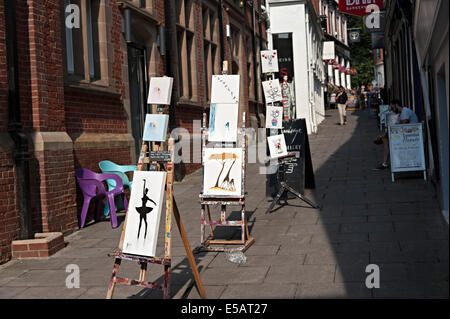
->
[0, 109, 447, 299]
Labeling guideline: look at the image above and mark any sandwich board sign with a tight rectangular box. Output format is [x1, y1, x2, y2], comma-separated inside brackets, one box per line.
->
[388, 123, 426, 182]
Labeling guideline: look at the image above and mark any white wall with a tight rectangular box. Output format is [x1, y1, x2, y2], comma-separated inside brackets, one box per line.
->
[269, 2, 311, 131]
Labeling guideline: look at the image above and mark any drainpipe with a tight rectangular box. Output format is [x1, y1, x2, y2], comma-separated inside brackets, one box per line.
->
[5, 0, 33, 239]
[251, 2, 261, 127]
[164, 0, 183, 181]
[218, 0, 225, 65]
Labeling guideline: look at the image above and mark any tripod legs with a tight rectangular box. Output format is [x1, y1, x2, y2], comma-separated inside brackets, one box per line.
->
[265, 187, 287, 214]
[282, 183, 321, 209]
[266, 182, 321, 214]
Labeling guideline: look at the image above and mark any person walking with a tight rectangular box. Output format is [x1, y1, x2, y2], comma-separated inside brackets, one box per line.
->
[336, 86, 348, 125]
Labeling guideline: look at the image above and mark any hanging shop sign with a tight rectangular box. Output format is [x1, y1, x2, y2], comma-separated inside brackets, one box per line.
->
[339, 0, 384, 17]
[348, 28, 361, 43]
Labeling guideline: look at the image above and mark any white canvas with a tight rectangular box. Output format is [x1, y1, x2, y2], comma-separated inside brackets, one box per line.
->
[203, 148, 243, 197]
[265, 106, 283, 129]
[210, 75, 240, 104]
[142, 114, 169, 142]
[122, 171, 167, 257]
[267, 134, 288, 158]
[262, 79, 283, 103]
[260, 50, 279, 73]
[208, 103, 239, 142]
[147, 77, 174, 105]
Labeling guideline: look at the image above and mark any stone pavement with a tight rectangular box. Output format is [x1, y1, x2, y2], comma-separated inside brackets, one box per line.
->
[0, 109, 448, 299]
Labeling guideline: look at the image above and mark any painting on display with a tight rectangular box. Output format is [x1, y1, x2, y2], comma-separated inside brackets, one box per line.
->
[203, 148, 243, 197]
[260, 50, 279, 73]
[208, 103, 239, 142]
[262, 79, 283, 103]
[210, 75, 240, 104]
[267, 134, 288, 158]
[265, 106, 283, 129]
[122, 171, 167, 257]
[147, 77, 174, 105]
[142, 114, 169, 142]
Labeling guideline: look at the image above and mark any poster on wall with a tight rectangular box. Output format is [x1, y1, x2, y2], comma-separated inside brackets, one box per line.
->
[208, 103, 239, 142]
[147, 77, 174, 105]
[388, 123, 426, 173]
[265, 106, 283, 129]
[142, 114, 169, 142]
[210, 75, 240, 104]
[122, 171, 167, 257]
[262, 79, 283, 103]
[260, 50, 279, 73]
[203, 148, 243, 197]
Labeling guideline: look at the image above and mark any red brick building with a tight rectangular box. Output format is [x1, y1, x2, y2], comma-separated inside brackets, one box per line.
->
[0, 0, 267, 264]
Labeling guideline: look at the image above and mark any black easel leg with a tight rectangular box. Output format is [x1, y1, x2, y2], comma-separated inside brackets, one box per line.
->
[284, 183, 321, 209]
[265, 187, 287, 214]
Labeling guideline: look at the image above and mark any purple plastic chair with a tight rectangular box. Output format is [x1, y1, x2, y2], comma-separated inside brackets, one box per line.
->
[75, 168, 128, 228]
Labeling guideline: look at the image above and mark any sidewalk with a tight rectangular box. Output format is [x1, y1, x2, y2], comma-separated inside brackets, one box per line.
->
[0, 109, 448, 299]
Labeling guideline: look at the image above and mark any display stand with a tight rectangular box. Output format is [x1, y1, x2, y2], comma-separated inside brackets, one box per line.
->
[193, 111, 255, 253]
[106, 138, 206, 299]
[193, 63, 254, 254]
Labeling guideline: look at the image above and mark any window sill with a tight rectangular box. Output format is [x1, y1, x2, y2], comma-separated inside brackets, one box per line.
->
[64, 81, 122, 97]
[176, 98, 204, 108]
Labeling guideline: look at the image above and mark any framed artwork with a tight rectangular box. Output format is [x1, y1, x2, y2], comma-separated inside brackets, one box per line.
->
[142, 114, 169, 142]
[122, 171, 167, 257]
[267, 134, 288, 158]
[147, 77, 174, 105]
[203, 148, 243, 197]
[262, 79, 283, 103]
[208, 103, 239, 142]
[265, 106, 283, 129]
[211, 75, 240, 104]
[260, 50, 279, 73]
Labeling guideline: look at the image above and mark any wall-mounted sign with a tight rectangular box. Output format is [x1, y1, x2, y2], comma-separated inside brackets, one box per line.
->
[371, 32, 385, 49]
[323, 41, 336, 60]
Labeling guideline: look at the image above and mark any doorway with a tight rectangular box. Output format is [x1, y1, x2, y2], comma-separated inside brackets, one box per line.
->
[127, 44, 149, 160]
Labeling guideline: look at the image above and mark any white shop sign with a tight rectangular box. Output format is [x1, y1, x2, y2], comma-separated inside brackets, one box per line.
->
[388, 123, 426, 182]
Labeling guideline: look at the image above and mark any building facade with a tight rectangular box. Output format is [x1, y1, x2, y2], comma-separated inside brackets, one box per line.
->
[384, 0, 448, 223]
[0, 0, 267, 263]
[267, 0, 327, 134]
[320, 0, 352, 90]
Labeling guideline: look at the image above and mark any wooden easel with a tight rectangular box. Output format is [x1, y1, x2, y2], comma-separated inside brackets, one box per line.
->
[106, 138, 206, 299]
[194, 63, 255, 254]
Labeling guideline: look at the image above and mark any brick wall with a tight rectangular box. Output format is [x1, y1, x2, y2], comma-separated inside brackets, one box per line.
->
[0, 0, 6, 131]
[0, 0, 19, 263]
[0, 0, 268, 264]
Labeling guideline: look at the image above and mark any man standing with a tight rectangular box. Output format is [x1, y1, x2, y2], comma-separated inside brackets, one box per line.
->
[373, 100, 419, 170]
[336, 86, 348, 125]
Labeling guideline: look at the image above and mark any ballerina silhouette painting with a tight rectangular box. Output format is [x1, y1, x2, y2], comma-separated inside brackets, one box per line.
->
[136, 179, 157, 239]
